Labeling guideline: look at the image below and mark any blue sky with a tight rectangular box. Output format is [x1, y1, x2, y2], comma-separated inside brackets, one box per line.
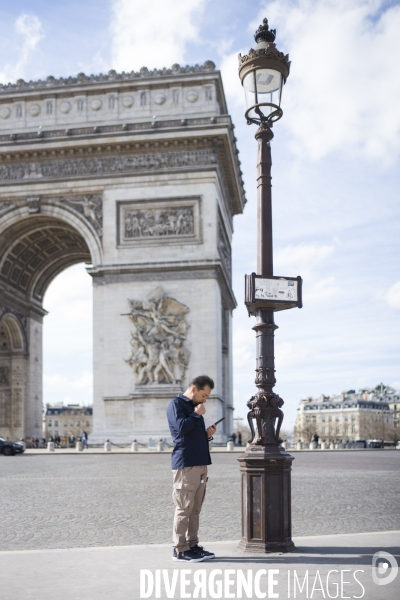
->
[2, 0, 399, 431]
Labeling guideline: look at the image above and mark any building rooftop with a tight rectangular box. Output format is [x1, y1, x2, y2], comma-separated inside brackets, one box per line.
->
[299, 388, 399, 412]
[45, 405, 93, 415]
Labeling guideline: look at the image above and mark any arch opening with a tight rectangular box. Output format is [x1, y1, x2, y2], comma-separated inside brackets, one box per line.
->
[0, 216, 92, 304]
[0, 214, 95, 440]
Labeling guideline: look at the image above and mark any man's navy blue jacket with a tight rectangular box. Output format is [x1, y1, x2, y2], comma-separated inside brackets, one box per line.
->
[166, 394, 212, 469]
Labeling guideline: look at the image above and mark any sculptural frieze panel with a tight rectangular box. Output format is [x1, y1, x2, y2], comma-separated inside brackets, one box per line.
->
[118, 197, 200, 246]
[126, 286, 190, 385]
[125, 207, 193, 238]
[0, 149, 217, 183]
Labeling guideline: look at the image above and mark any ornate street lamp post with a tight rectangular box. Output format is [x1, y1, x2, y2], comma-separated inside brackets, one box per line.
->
[237, 19, 302, 553]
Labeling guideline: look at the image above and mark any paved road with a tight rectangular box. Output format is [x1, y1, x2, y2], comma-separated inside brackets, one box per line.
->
[1, 451, 399, 551]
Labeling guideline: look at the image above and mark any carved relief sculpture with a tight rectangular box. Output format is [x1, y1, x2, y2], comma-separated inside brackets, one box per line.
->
[124, 207, 194, 239]
[126, 287, 190, 385]
[0, 149, 217, 183]
[60, 194, 103, 237]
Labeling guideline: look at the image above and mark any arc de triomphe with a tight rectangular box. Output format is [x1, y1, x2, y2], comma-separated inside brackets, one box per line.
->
[0, 62, 245, 443]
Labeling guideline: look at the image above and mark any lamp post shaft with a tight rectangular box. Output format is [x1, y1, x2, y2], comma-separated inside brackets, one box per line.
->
[238, 124, 295, 554]
[255, 125, 276, 402]
[256, 126, 274, 278]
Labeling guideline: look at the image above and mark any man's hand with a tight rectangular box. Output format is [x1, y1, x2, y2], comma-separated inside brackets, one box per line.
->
[194, 403, 206, 416]
[207, 424, 216, 439]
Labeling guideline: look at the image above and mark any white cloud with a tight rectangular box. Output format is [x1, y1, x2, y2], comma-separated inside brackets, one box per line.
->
[43, 263, 92, 319]
[110, 0, 208, 72]
[232, 326, 254, 368]
[43, 372, 93, 406]
[385, 281, 400, 309]
[220, 51, 246, 112]
[275, 243, 334, 279]
[275, 341, 310, 370]
[254, 0, 400, 165]
[0, 13, 44, 83]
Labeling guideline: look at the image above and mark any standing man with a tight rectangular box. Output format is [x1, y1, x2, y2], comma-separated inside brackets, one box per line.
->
[81, 431, 89, 450]
[166, 375, 217, 562]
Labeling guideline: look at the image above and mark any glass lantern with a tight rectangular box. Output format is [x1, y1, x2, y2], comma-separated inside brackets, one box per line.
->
[243, 67, 283, 125]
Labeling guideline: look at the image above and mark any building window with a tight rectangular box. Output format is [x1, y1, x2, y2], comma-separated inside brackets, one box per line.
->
[322, 416, 325, 422]
[335, 416, 339, 422]
[70, 421, 73, 426]
[86, 421, 90, 426]
[328, 416, 332, 422]
[322, 427, 325, 434]
[77, 421, 80, 426]
[312, 416, 316, 422]
[48, 420, 52, 426]
[54, 420, 58, 427]
[336, 426, 339, 433]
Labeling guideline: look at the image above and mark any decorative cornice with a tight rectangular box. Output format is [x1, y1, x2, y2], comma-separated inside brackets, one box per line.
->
[0, 62, 216, 93]
[0, 116, 227, 145]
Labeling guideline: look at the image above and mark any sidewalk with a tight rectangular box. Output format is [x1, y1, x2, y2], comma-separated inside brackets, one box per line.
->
[1, 531, 399, 599]
[22, 447, 398, 455]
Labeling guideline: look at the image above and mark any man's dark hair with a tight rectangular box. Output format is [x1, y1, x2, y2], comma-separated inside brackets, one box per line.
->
[190, 375, 214, 390]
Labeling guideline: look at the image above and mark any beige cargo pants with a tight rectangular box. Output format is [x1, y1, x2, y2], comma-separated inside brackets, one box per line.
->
[172, 465, 208, 553]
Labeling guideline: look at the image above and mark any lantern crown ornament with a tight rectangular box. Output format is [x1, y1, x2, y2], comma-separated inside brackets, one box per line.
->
[238, 18, 291, 126]
[254, 18, 276, 44]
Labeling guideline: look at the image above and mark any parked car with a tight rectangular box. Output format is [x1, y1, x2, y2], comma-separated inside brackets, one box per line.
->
[0, 437, 25, 456]
[354, 440, 367, 448]
[366, 439, 383, 448]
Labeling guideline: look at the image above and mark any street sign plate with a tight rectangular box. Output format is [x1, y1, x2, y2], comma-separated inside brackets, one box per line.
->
[245, 273, 302, 314]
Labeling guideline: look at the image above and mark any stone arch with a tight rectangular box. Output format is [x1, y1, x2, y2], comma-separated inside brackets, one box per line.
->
[0, 312, 27, 353]
[0, 202, 101, 440]
[0, 202, 102, 304]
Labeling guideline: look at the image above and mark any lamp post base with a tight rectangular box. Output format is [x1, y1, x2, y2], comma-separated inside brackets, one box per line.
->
[238, 444, 295, 553]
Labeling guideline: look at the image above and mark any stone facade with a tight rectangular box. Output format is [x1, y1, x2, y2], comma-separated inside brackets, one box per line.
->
[0, 63, 245, 443]
[295, 389, 397, 444]
[43, 404, 93, 441]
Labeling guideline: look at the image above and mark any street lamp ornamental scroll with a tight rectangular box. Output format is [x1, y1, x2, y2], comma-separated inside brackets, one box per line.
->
[237, 18, 302, 554]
